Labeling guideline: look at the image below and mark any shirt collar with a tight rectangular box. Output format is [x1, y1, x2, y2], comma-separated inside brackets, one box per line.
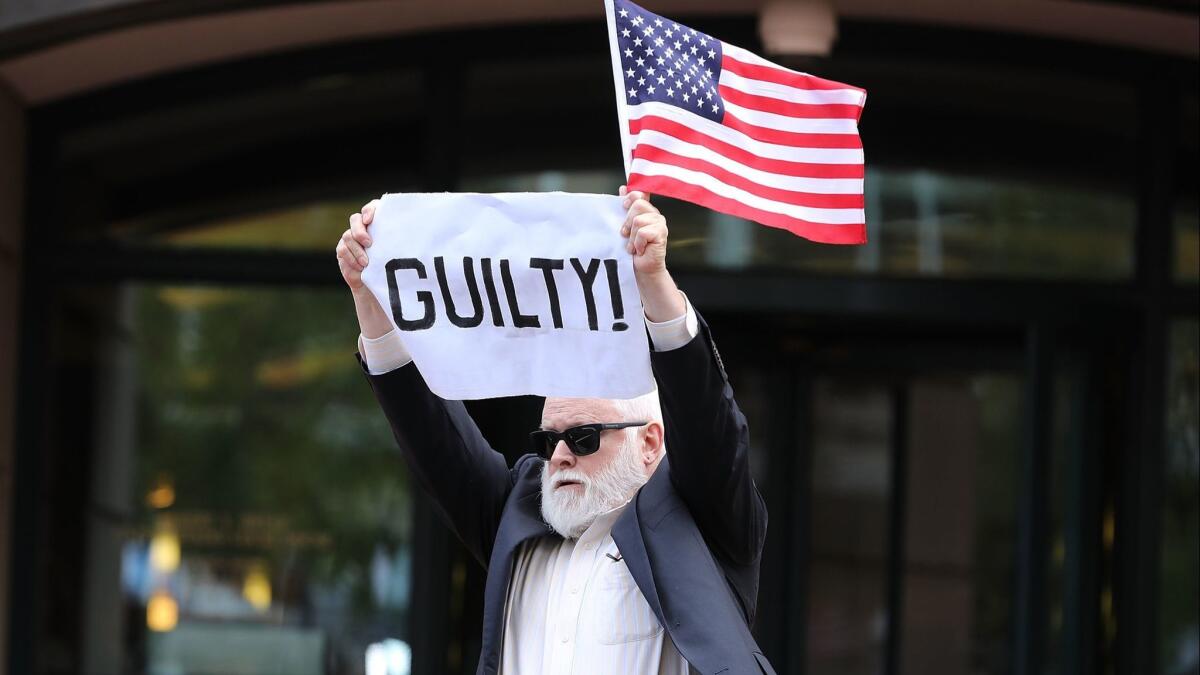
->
[576, 499, 632, 545]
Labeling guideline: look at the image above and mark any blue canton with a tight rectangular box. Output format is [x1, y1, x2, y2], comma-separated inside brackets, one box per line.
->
[613, 0, 725, 122]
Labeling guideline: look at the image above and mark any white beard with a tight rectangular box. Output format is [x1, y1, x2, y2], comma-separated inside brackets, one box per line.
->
[540, 437, 649, 539]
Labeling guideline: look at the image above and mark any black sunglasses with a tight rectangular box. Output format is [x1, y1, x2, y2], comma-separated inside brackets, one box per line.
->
[529, 421, 649, 458]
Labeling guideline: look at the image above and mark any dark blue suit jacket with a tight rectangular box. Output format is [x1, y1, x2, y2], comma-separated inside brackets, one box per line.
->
[363, 316, 775, 675]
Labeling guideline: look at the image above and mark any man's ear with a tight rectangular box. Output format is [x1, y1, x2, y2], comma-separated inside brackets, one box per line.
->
[642, 421, 664, 467]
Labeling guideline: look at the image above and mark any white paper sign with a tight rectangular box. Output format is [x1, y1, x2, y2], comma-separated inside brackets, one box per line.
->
[360, 192, 655, 401]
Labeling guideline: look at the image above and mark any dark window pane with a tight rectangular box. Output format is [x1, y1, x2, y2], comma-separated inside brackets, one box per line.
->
[901, 375, 1022, 675]
[806, 380, 891, 675]
[1175, 94, 1198, 283]
[53, 68, 425, 247]
[1161, 320, 1199, 674]
[459, 169, 623, 195]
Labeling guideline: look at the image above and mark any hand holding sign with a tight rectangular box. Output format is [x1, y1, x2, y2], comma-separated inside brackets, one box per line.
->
[349, 191, 656, 400]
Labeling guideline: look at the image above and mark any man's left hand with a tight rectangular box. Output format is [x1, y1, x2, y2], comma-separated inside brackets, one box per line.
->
[620, 185, 687, 322]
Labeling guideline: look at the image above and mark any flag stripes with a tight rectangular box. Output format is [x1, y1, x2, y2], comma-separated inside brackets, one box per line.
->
[608, 0, 868, 244]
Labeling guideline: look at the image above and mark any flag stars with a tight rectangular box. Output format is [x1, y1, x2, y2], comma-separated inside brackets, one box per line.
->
[624, 48, 633, 57]
[645, 47, 654, 56]
[666, 88, 675, 97]
[654, 37, 664, 47]
[712, 104, 720, 113]
[638, 76, 646, 85]
[682, 92, 690, 102]
[654, 18, 663, 26]
[635, 57, 645, 66]
[682, 32, 691, 42]
[625, 68, 635, 77]
[634, 37, 642, 46]
[647, 84, 656, 94]
[628, 87, 638, 97]
[707, 50, 716, 59]
[618, 8, 628, 17]
[657, 76, 666, 84]
[621, 29, 631, 38]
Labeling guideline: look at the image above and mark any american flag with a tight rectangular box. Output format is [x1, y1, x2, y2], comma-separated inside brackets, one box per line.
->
[605, 0, 868, 244]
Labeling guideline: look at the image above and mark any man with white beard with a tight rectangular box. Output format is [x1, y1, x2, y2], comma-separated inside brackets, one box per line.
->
[336, 187, 775, 675]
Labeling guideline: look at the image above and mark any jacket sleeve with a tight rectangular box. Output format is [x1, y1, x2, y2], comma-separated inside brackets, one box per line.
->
[360, 356, 515, 567]
[649, 314, 768, 566]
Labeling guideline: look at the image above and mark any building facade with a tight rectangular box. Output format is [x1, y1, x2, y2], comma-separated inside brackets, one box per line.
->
[1, 1, 1197, 674]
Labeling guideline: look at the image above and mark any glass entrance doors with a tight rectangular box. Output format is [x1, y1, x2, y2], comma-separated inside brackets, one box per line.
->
[804, 373, 1023, 675]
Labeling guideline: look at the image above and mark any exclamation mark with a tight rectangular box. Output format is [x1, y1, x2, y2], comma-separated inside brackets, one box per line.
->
[603, 259, 628, 331]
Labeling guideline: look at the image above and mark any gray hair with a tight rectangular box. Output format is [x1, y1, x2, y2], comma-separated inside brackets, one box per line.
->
[612, 388, 665, 453]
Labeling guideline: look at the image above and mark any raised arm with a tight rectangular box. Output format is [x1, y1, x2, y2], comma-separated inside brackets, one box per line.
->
[337, 201, 516, 566]
[621, 188, 768, 566]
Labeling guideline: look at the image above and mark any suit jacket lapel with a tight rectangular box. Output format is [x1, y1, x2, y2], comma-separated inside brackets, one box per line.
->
[479, 473, 552, 673]
[611, 461, 671, 630]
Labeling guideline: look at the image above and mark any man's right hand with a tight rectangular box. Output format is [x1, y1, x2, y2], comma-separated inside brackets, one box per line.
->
[336, 198, 379, 291]
[338, 198, 394, 340]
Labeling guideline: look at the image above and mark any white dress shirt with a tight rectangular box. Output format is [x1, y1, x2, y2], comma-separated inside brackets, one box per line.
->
[498, 504, 690, 675]
[359, 293, 700, 674]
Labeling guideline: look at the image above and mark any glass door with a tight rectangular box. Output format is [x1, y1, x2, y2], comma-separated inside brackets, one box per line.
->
[804, 371, 1024, 675]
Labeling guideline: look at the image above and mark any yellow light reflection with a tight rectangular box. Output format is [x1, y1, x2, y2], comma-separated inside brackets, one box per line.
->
[146, 475, 175, 510]
[243, 564, 272, 612]
[149, 526, 181, 573]
[147, 590, 179, 632]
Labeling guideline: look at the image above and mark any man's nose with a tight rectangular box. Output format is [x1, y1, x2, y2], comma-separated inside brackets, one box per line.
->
[550, 440, 576, 470]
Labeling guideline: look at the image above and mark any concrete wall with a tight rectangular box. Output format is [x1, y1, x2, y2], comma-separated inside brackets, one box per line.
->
[0, 80, 25, 672]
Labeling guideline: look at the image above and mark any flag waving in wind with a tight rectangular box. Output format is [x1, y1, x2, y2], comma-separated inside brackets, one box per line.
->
[605, 0, 868, 244]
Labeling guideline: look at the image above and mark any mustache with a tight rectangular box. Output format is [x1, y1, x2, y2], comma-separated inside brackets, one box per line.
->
[549, 469, 591, 489]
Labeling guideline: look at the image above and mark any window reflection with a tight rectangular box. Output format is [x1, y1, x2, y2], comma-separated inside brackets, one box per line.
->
[460, 168, 1134, 280]
[1174, 94, 1198, 283]
[806, 380, 891, 675]
[901, 375, 1021, 675]
[1161, 320, 1199, 674]
[664, 168, 1135, 279]
[107, 199, 386, 251]
[74, 284, 412, 675]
